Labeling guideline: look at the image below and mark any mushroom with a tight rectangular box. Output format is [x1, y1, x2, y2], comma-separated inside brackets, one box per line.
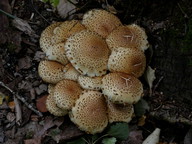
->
[51, 20, 86, 44]
[102, 72, 143, 104]
[63, 63, 80, 81]
[108, 47, 146, 78]
[77, 75, 103, 90]
[64, 30, 110, 77]
[46, 86, 68, 116]
[106, 24, 149, 51]
[69, 90, 108, 134]
[107, 100, 134, 123]
[38, 60, 66, 84]
[82, 9, 122, 38]
[54, 79, 82, 110]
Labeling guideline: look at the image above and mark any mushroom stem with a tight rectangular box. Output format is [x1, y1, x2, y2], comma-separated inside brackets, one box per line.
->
[0, 81, 43, 117]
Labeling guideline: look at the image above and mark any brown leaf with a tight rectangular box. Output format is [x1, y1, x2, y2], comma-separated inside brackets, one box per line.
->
[24, 138, 41, 144]
[17, 56, 32, 70]
[127, 130, 143, 144]
[36, 95, 48, 113]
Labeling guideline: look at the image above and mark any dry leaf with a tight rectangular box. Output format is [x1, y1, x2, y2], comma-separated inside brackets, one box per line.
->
[36, 95, 48, 113]
[0, 92, 6, 105]
[138, 115, 146, 126]
[144, 66, 156, 95]
[127, 130, 143, 144]
[24, 138, 41, 144]
[57, 0, 77, 18]
[8, 101, 15, 111]
[142, 128, 160, 144]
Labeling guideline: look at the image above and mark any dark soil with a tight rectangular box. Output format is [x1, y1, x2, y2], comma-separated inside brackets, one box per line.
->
[0, 0, 192, 143]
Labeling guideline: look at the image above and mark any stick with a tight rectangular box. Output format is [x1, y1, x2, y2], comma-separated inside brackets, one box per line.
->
[0, 81, 43, 117]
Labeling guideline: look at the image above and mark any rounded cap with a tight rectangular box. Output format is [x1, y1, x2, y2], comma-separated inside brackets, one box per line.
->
[45, 43, 69, 65]
[38, 60, 66, 84]
[65, 30, 110, 77]
[40, 22, 62, 52]
[78, 75, 103, 90]
[70, 90, 108, 134]
[107, 100, 134, 123]
[106, 24, 149, 51]
[82, 9, 122, 38]
[108, 47, 146, 78]
[48, 84, 55, 94]
[63, 63, 80, 81]
[102, 72, 143, 104]
[54, 79, 82, 110]
[51, 20, 86, 44]
[46, 92, 68, 116]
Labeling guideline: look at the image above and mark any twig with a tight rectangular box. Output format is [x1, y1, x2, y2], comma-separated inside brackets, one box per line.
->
[177, 3, 189, 18]
[153, 76, 164, 93]
[0, 81, 43, 117]
[14, 96, 22, 125]
[0, 8, 16, 19]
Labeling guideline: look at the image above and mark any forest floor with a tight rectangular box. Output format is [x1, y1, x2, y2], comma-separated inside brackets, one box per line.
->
[0, 0, 192, 144]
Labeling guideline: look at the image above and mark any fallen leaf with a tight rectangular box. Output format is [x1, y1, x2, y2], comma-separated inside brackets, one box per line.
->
[184, 128, 192, 144]
[8, 101, 15, 111]
[57, 0, 77, 18]
[144, 66, 156, 95]
[17, 56, 32, 70]
[24, 138, 41, 144]
[0, 92, 6, 105]
[142, 128, 161, 144]
[6, 112, 16, 122]
[35, 84, 47, 95]
[36, 95, 48, 113]
[102, 137, 117, 144]
[33, 51, 46, 62]
[127, 130, 143, 144]
[138, 115, 147, 126]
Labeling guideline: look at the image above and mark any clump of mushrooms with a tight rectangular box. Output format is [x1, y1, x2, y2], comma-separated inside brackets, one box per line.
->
[38, 9, 149, 134]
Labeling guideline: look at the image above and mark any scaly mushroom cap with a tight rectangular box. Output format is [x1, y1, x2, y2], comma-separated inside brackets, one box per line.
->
[78, 75, 102, 90]
[108, 47, 146, 78]
[38, 60, 66, 84]
[48, 84, 55, 94]
[52, 20, 86, 44]
[107, 100, 134, 123]
[65, 30, 110, 77]
[106, 24, 149, 51]
[102, 72, 143, 104]
[45, 43, 69, 65]
[63, 63, 80, 81]
[46, 92, 68, 116]
[70, 90, 108, 134]
[82, 9, 122, 38]
[54, 79, 82, 110]
[40, 22, 62, 52]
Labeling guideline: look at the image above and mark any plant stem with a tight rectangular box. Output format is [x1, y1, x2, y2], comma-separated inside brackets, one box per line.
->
[0, 8, 16, 19]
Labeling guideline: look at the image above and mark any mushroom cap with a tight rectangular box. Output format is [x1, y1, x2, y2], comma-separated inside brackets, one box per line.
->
[65, 30, 110, 77]
[69, 90, 108, 134]
[38, 60, 66, 84]
[40, 22, 62, 52]
[51, 20, 86, 44]
[78, 75, 103, 90]
[102, 72, 143, 104]
[82, 9, 122, 38]
[54, 79, 82, 110]
[107, 100, 134, 123]
[63, 63, 80, 81]
[48, 84, 55, 94]
[45, 43, 69, 65]
[46, 92, 68, 116]
[106, 24, 149, 51]
[108, 47, 146, 78]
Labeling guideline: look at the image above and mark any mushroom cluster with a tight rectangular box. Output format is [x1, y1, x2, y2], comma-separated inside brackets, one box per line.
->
[38, 9, 149, 134]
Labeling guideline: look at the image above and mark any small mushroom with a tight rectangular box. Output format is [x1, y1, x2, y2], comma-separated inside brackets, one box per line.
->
[38, 60, 66, 84]
[46, 88, 68, 116]
[78, 75, 103, 90]
[107, 100, 134, 123]
[63, 63, 80, 81]
[102, 72, 143, 104]
[65, 30, 110, 77]
[82, 9, 122, 38]
[54, 79, 82, 110]
[52, 20, 86, 44]
[106, 24, 149, 51]
[69, 90, 108, 134]
[108, 47, 146, 78]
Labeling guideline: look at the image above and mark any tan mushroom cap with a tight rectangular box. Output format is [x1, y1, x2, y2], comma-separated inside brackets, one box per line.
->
[48, 84, 55, 94]
[63, 63, 80, 81]
[65, 30, 110, 77]
[46, 92, 68, 116]
[70, 90, 108, 134]
[54, 79, 82, 110]
[40, 22, 62, 52]
[45, 43, 69, 65]
[78, 75, 103, 90]
[52, 20, 86, 44]
[107, 100, 134, 123]
[106, 24, 149, 51]
[108, 47, 146, 78]
[102, 72, 143, 104]
[38, 60, 66, 84]
[82, 9, 122, 38]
